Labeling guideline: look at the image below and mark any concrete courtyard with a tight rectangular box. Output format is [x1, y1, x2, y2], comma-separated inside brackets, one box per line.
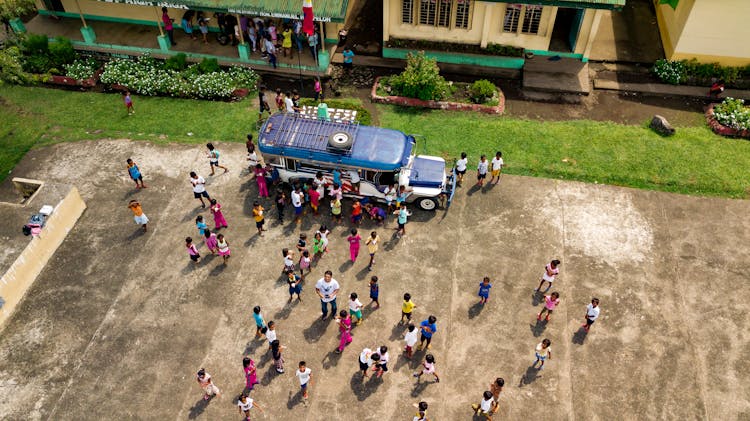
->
[0, 140, 749, 420]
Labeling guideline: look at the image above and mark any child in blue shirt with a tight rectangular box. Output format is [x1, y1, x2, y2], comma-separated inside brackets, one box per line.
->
[478, 276, 492, 305]
[195, 215, 208, 236]
[253, 306, 266, 337]
[417, 315, 437, 351]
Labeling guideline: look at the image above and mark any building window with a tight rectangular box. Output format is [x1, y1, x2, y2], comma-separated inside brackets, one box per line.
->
[521, 5, 542, 34]
[503, 4, 521, 33]
[402, 0, 414, 24]
[419, 0, 437, 25]
[455, 0, 471, 29]
[437, 0, 451, 27]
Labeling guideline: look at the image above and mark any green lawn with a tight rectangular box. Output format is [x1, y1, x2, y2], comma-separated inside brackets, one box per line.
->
[2, 85, 749, 198]
[379, 106, 750, 198]
[0, 85, 255, 180]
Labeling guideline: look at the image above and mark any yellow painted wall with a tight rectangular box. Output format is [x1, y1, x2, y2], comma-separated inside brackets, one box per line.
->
[656, 0, 750, 66]
[384, 0, 565, 51]
[0, 185, 86, 330]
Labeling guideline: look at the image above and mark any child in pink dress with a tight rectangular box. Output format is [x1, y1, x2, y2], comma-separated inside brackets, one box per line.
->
[243, 356, 259, 392]
[210, 198, 228, 229]
[254, 164, 269, 198]
[347, 228, 361, 262]
[299, 250, 311, 279]
[217, 234, 230, 264]
[335, 309, 353, 353]
[537, 291, 560, 322]
[203, 230, 218, 254]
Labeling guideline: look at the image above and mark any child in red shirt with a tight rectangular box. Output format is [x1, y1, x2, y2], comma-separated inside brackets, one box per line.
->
[351, 199, 363, 224]
[307, 185, 320, 216]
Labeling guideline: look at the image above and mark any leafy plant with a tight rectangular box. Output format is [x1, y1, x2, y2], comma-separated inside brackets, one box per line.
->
[22, 54, 51, 74]
[654, 58, 749, 86]
[164, 53, 188, 71]
[713, 97, 750, 131]
[468, 79, 496, 104]
[485, 43, 524, 57]
[0, 46, 32, 85]
[21, 33, 49, 56]
[0, 0, 36, 20]
[388, 51, 449, 101]
[49, 36, 76, 68]
[198, 57, 220, 74]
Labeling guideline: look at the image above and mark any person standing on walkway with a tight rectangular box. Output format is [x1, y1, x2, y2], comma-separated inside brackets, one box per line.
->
[471, 391, 495, 420]
[196, 368, 220, 400]
[181, 10, 197, 40]
[126, 158, 146, 189]
[291, 185, 304, 224]
[394, 205, 412, 238]
[206, 143, 228, 176]
[271, 339, 286, 373]
[489, 151, 504, 185]
[242, 356, 259, 393]
[369, 276, 380, 308]
[295, 361, 313, 403]
[209, 198, 228, 230]
[258, 85, 271, 123]
[537, 291, 560, 322]
[315, 270, 340, 320]
[186, 237, 200, 264]
[413, 354, 439, 383]
[216, 233, 230, 264]
[128, 199, 149, 232]
[252, 201, 266, 236]
[349, 292, 363, 325]
[275, 189, 287, 223]
[287, 269, 303, 302]
[400, 293, 416, 325]
[535, 259, 561, 293]
[582, 298, 600, 332]
[335, 309, 353, 353]
[162, 7, 176, 46]
[478, 277, 492, 305]
[203, 230, 218, 255]
[404, 323, 418, 359]
[190, 171, 210, 208]
[308, 31, 319, 62]
[237, 392, 264, 420]
[490, 377, 504, 414]
[455, 152, 468, 187]
[417, 315, 437, 351]
[347, 228, 361, 262]
[373, 345, 389, 378]
[254, 164, 269, 198]
[532, 339, 552, 370]
[413, 401, 429, 421]
[365, 231, 380, 271]
[282, 25, 293, 58]
[476, 154, 488, 187]
[264, 35, 277, 69]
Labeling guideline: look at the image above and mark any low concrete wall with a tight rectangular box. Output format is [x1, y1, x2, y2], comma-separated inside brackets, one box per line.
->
[382, 47, 525, 70]
[0, 186, 86, 330]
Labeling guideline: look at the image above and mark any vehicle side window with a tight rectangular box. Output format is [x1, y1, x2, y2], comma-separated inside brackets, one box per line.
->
[377, 171, 397, 186]
[285, 159, 297, 171]
[363, 170, 378, 183]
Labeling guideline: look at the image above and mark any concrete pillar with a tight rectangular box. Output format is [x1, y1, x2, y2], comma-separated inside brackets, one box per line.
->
[480, 3, 495, 48]
[318, 50, 330, 71]
[581, 9, 604, 60]
[382, 0, 390, 44]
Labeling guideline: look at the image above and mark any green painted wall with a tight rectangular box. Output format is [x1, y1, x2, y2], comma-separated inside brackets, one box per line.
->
[382, 47, 525, 69]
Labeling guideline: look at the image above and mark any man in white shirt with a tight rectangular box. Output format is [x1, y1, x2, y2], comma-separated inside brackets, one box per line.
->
[190, 171, 211, 208]
[489, 151, 504, 185]
[348, 169, 360, 192]
[582, 297, 600, 332]
[315, 270, 340, 319]
[284, 91, 294, 113]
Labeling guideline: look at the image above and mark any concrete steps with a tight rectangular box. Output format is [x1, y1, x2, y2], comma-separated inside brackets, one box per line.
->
[522, 56, 591, 95]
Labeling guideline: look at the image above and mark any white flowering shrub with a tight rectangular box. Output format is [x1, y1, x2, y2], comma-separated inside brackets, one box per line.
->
[63, 58, 99, 80]
[100, 54, 258, 99]
[652, 59, 685, 85]
[713, 97, 750, 131]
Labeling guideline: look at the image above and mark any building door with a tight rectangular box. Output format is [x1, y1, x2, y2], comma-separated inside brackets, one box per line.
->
[43, 0, 65, 12]
[548, 8, 583, 52]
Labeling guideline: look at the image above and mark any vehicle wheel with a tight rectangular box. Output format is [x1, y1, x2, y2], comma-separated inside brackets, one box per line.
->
[328, 131, 353, 149]
[417, 197, 438, 211]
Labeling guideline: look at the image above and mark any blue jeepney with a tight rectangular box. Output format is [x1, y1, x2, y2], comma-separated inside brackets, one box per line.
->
[258, 113, 453, 210]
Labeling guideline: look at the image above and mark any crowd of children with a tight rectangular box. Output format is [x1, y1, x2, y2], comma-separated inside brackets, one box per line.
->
[123, 139, 602, 420]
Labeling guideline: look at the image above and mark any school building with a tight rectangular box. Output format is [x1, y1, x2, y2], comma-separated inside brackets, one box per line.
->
[382, 0, 626, 68]
[27, 0, 354, 72]
[654, 0, 750, 67]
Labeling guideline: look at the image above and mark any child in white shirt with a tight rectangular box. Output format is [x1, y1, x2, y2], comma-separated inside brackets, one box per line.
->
[349, 292, 364, 325]
[404, 324, 418, 359]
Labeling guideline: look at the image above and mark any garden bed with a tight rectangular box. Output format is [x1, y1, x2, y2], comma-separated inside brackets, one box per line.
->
[705, 102, 750, 139]
[44, 69, 102, 89]
[371, 77, 504, 114]
[385, 38, 523, 58]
